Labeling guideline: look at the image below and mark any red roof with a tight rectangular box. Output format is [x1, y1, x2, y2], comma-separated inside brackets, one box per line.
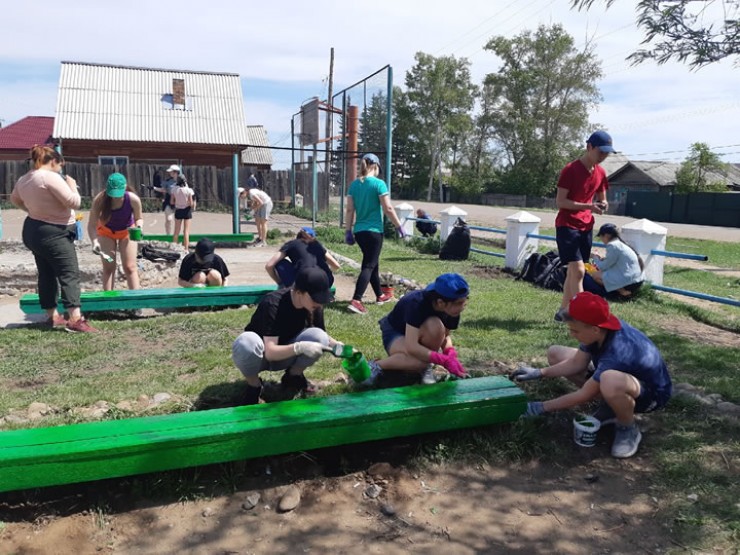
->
[0, 116, 54, 150]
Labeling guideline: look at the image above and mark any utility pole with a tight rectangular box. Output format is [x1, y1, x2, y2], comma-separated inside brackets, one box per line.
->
[325, 47, 334, 181]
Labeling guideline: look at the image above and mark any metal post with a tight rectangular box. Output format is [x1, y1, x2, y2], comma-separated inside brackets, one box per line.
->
[339, 91, 347, 229]
[232, 153, 239, 234]
[385, 66, 393, 193]
[290, 117, 296, 207]
[312, 144, 318, 229]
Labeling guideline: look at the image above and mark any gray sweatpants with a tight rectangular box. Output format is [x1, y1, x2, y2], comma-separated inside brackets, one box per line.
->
[232, 327, 329, 378]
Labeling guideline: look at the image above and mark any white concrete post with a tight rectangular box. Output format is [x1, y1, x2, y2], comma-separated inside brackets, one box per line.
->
[439, 206, 468, 242]
[394, 202, 414, 238]
[505, 211, 541, 270]
[620, 218, 667, 285]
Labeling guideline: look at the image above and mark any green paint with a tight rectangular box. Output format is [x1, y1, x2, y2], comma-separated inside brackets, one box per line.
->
[341, 352, 371, 382]
[0, 376, 526, 493]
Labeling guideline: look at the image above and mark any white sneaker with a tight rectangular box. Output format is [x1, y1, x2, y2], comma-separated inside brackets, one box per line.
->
[420, 365, 437, 385]
[611, 423, 642, 458]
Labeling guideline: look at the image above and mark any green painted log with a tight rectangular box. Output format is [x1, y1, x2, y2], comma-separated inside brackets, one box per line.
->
[0, 376, 526, 492]
[144, 233, 254, 243]
[19, 284, 283, 314]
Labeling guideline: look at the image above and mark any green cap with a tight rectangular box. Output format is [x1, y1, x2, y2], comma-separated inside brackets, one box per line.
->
[107, 173, 127, 198]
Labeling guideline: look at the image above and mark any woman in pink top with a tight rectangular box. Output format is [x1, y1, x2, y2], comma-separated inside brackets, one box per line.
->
[171, 175, 195, 249]
[10, 146, 96, 333]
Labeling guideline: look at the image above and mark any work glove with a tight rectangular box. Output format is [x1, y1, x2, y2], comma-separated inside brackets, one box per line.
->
[293, 341, 325, 358]
[510, 365, 542, 382]
[91, 238, 102, 255]
[523, 401, 545, 418]
[396, 226, 407, 239]
[429, 351, 468, 378]
[345, 230, 355, 245]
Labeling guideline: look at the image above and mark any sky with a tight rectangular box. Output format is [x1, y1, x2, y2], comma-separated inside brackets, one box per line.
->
[1, 0, 738, 169]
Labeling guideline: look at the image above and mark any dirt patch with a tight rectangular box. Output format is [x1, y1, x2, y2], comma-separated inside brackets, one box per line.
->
[657, 315, 740, 348]
[468, 264, 515, 280]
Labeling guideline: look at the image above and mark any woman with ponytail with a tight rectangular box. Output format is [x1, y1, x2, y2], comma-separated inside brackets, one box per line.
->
[10, 146, 97, 332]
[584, 223, 644, 299]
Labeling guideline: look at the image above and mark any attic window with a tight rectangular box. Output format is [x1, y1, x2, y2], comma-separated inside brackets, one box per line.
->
[161, 78, 193, 111]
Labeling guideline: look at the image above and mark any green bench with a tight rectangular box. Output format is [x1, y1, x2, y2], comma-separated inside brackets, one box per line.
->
[0, 376, 526, 492]
[143, 233, 255, 243]
[19, 284, 282, 314]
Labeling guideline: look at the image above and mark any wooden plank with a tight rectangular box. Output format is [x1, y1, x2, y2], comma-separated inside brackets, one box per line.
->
[0, 377, 526, 492]
[19, 284, 282, 314]
[143, 233, 254, 243]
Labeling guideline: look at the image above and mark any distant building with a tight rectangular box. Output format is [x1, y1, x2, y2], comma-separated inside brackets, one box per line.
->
[0, 116, 54, 161]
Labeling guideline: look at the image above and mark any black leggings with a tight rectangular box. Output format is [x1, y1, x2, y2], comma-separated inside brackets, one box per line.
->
[22, 217, 81, 310]
[353, 231, 383, 301]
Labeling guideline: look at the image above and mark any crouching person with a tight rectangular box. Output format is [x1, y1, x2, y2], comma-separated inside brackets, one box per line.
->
[513, 292, 672, 458]
[232, 267, 343, 405]
[178, 238, 230, 288]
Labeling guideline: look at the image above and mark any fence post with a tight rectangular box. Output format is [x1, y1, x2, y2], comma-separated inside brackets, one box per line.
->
[620, 218, 667, 285]
[439, 206, 468, 242]
[394, 202, 415, 238]
[505, 211, 541, 270]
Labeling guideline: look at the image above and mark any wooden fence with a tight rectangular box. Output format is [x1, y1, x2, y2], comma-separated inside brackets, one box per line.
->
[0, 161, 329, 212]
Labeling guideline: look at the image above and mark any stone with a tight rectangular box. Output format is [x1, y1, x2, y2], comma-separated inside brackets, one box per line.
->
[202, 507, 215, 517]
[716, 402, 740, 416]
[5, 414, 28, 424]
[152, 392, 172, 404]
[364, 484, 382, 499]
[27, 411, 44, 421]
[380, 503, 397, 517]
[241, 493, 261, 511]
[94, 400, 110, 409]
[115, 401, 134, 411]
[687, 493, 699, 502]
[28, 402, 50, 414]
[278, 485, 301, 512]
[367, 462, 394, 478]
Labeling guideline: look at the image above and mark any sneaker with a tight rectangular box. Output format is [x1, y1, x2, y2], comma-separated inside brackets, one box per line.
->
[611, 423, 642, 459]
[65, 318, 98, 333]
[280, 372, 316, 396]
[347, 299, 368, 314]
[46, 314, 67, 329]
[376, 293, 395, 305]
[420, 365, 437, 385]
[554, 307, 567, 322]
[591, 402, 617, 426]
[359, 360, 384, 388]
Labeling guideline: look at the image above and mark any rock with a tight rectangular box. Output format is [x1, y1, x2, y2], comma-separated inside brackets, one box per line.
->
[89, 408, 108, 419]
[115, 401, 133, 411]
[278, 485, 301, 512]
[368, 462, 394, 478]
[94, 400, 110, 409]
[716, 402, 740, 416]
[241, 493, 261, 511]
[380, 503, 397, 517]
[687, 493, 699, 502]
[152, 392, 172, 405]
[27, 411, 44, 421]
[5, 414, 28, 424]
[584, 474, 599, 484]
[364, 484, 382, 499]
[706, 393, 724, 403]
[28, 402, 50, 414]
[202, 507, 215, 517]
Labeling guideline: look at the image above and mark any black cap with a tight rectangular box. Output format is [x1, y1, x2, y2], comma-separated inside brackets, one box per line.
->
[195, 238, 215, 264]
[293, 267, 332, 304]
[596, 223, 618, 237]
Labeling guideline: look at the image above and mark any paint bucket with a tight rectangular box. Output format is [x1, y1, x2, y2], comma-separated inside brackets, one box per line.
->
[128, 227, 143, 241]
[341, 351, 371, 383]
[380, 286, 394, 297]
[573, 415, 601, 447]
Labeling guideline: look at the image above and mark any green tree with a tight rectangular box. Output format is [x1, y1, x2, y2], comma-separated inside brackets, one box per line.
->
[572, 0, 740, 68]
[484, 24, 603, 196]
[402, 53, 476, 201]
[675, 142, 730, 192]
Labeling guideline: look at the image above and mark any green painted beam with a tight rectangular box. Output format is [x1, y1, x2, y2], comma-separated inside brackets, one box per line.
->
[144, 233, 254, 243]
[19, 284, 282, 314]
[0, 376, 526, 492]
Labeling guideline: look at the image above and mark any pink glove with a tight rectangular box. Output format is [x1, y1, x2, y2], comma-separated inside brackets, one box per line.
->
[443, 347, 457, 358]
[429, 351, 468, 378]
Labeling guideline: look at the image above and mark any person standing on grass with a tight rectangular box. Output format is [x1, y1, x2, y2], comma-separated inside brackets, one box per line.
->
[178, 237, 230, 288]
[87, 173, 143, 291]
[513, 292, 672, 459]
[10, 145, 97, 333]
[554, 130, 613, 322]
[239, 186, 272, 246]
[344, 153, 406, 315]
[232, 267, 345, 405]
[265, 227, 340, 288]
[362, 273, 470, 387]
[171, 175, 195, 250]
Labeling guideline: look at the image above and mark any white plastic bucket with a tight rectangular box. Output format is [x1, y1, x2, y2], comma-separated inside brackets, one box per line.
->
[573, 415, 601, 447]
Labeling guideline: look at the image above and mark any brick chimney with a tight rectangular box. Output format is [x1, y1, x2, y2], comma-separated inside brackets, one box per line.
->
[172, 78, 185, 106]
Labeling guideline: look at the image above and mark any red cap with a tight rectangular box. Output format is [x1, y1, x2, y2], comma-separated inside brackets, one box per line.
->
[567, 292, 621, 331]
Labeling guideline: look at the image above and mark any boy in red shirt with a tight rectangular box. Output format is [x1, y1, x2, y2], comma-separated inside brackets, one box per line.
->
[554, 130, 614, 321]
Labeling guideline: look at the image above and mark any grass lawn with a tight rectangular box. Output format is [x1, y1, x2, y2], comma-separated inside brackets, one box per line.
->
[1, 233, 738, 550]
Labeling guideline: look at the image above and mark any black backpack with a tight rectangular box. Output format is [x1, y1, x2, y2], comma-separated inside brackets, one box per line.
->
[439, 218, 471, 261]
[140, 245, 181, 263]
[516, 250, 566, 292]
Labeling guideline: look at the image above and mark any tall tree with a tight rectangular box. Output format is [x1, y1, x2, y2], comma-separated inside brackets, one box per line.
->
[403, 53, 476, 201]
[572, 0, 740, 68]
[675, 142, 730, 192]
[484, 24, 603, 196]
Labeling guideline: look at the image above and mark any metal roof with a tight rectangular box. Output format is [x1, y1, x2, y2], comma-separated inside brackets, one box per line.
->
[241, 126, 273, 166]
[53, 61, 251, 146]
[0, 116, 54, 150]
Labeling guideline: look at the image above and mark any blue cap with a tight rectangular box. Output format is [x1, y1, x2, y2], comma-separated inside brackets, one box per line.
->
[587, 130, 615, 153]
[300, 226, 316, 238]
[425, 273, 469, 300]
[362, 153, 380, 165]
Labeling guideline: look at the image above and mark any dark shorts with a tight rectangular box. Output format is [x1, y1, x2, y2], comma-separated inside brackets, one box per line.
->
[635, 381, 670, 413]
[556, 226, 592, 264]
[379, 316, 404, 354]
[175, 207, 193, 220]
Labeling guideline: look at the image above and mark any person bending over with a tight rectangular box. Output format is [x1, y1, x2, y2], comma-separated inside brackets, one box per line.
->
[265, 226, 340, 288]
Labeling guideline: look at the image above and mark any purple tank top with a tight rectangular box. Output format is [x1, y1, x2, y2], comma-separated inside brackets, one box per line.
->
[106, 192, 135, 231]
